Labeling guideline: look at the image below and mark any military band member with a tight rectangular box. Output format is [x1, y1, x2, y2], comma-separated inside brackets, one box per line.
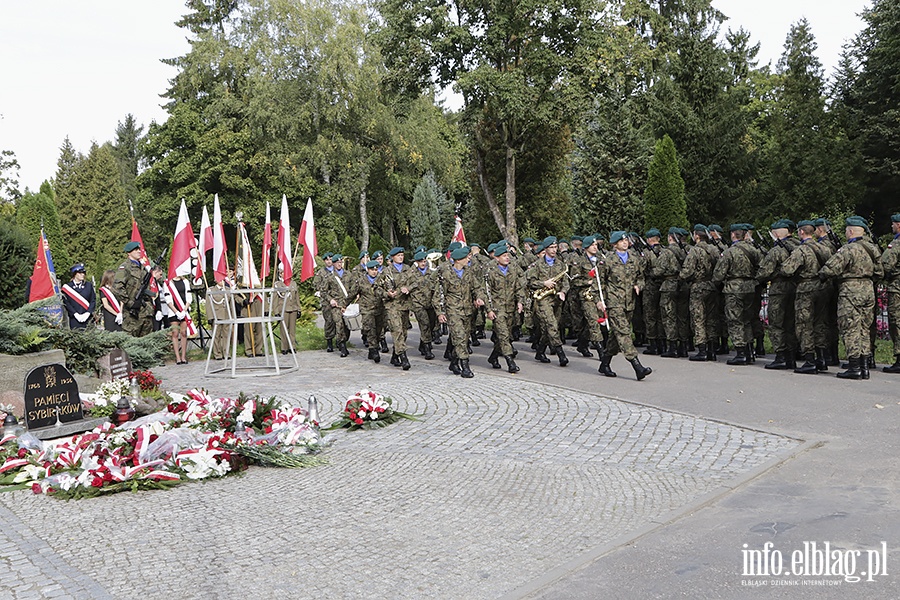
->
[313, 252, 335, 352]
[712, 224, 763, 365]
[484, 244, 525, 373]
[433, 246, 485, 378]
[62, 263, 96, 329]
[526, 237, 570, 366]
[568, 235, 607, 362]
[411, 251, 437, 360]
[882, 213, 900, 373]
[320, 254, 352, 357]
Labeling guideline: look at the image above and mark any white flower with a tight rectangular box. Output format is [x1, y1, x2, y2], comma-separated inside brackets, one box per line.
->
[12, 464, 44, 483]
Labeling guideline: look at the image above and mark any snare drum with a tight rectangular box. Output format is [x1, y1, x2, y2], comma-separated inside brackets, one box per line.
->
[343, 303, 362, 331]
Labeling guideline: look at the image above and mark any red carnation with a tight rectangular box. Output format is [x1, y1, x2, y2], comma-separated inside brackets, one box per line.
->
[91, 477, 104, 488]
[17, 448, 27, 458]
[31, 483, 42, 494]
[354, 418, 363, 425]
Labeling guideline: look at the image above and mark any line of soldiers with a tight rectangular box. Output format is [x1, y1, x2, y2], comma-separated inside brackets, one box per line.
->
[310, 213, 900, 381]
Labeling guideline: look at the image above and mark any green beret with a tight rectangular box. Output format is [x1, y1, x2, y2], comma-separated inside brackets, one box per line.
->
[487, 243, 498, 253]
[389, 246, 404, 257]
[677, 228, 689, 236]
[813, 218, 829, 227]
[797, 220, 816, 228]
[415, 245, 426, 254]
[645, 228, 661, 239]
[609, 230, 626, 244]
[708, 224, 723, 233]
[582, 235, 597, 247]
[523, 237, 536, 244]
[323, 251, 334, 259]
[783, 219, 796, 230]
[571, 235, 583, 243]
[541, 236, 557, 248]
[371, 250, 383, 259]
[470, 242, 481, 248]
[358, 250, 369, 260]
[450, 246, 470, 261]
[892, 214, 900, 223]
[365, 260, 379, 269]
[124, 241, 141, 252]
[845, 215, 869, 230]
[413, 251, 427, 261]
[693, 224, 708, 233]
[730, 223, 747, 232]
[667, 227, 680, 237]
[558, 238, 569, 244]
[745, 223, 755, 231]
[494, 244, 509, 257]
[770, 220, 787, 230]
[331, 253, 343, 261]
[447, 241, 462, 253]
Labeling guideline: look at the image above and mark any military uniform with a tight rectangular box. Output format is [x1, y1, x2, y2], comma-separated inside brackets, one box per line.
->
[655, 230, 690, 357]
[433, 251, 485, 377]
[206, 280, 233, 360]
[271, 277, 300, 354]
[679, 230, 719, 361]
[484, 246, 525, 372]
[712, 227, 762, 364]
[376, 248, 418, 368]
[114, 250, 157, 338]
[313, 260, 336, 350]
[781, 229, 832, 372]
[356, 262, 384, 363]
[882, 216, 900, 372]
[756, 223, 800, 369]
[320, 264, 353, 356]
[640, 233, 665, 354]
[526, 239, 570, 365]
[410, 256, 437, 359]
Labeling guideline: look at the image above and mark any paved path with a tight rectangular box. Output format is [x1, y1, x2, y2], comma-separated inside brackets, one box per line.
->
[1, 325, 897, 598]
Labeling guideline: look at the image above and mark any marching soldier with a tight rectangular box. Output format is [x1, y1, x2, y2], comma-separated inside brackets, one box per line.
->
[62, 263, 96, 329]
[819, 216, 884, 379]
[656, 228, 689, 358]
[526, 237, 570, 366]
[569, 235, 609, 364]
[357, 260, 384, 363]
[596, 231, 652, 380]
[484, 244, 525, 373]
[679, 225, 719, 361]
[411, 251, 437, 360]
[320, 254, 353, 357]
[376, 247, 417, 370]
[313, 252, 335, 352]
[712, 224, 763, 365]
[433, 246, 485, 378]
[756, 220, 800, 370]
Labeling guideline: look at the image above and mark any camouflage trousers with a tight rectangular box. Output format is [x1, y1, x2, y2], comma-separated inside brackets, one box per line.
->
[321, 299, 336, 340]
[837, 285, 874, 358]
[751, 288, 765, 340]
[642, 282, 663, 341]
[606, 306, 637, 360]
[360, 304, 385, 346]
[689, 284, 718, 345]
[412, 305, 436, 345]
[534, 296, 564, 347]
[579, 292, 605, 343]
[767, 291, 797, 353]
[327, 306, 350, 344]
[660, 285, 690, 343]
[794, 287, 828, 355]
[888, 291, 900, 356]
[385, 306, 409, 354]
[490, 308, 517, 357]
[724, 292, 756, 347]
[447, 310, 474, 359]
[123, 313, 154, 338]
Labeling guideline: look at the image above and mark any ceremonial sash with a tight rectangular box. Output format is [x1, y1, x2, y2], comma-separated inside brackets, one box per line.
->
[165, 279, 197, 336]
[62, 283, 91, 311]
[99, 286, 122, 316]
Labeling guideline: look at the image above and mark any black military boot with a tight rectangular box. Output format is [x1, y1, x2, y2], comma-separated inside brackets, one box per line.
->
[716, 337, 730, 355]
[794, 353, 818, 374]
[815, 348, 828, 372]
[470, 332, 481, 347]
[628, 356, 652, 381]
[504, 355, 520, 373]
[634, 332, 646, 347]
[380, 338, 389, 353]
[326, 339, 334, 353]
[476, 327, 485, 339]
[338, 341, 349, 358]
[423, 343, 435, 360]
[418, 340, 426, 356]
[576, 339, 593, 357]
[884, 355, 900, 373]
[535, 344, 551, 363]
[362, 334, 369, 348]
[460, 359, 474, 378]
[727, 346, 750, 366]
[390, 352, 401, 367]
[828, 342, 840, 366]
[554, 346, 569, 367]
[765, 352, 789, 370]
[432, 331, 443, 345]
[861, 356, 870, 380]
[367, 347, 377, 361]
[689, 343, 708, 362]
[660, 340, 678, 358]
[785, 351, 797, 370]
[512, 326, 521, 341]
[399, 352, 411, 371]
[643, 339, 659, 355]
[598, 353, 617, 377]
[707, 346, 718, 361]
[866, 355, 876, 369]
[488, 349, 501, 369]
[449, 357, 461, 375]
[754, 335, 766, 357]
[836, 357, 862, 380]
[677, 341, 689, 358]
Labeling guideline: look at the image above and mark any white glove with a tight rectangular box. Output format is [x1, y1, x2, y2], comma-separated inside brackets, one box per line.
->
[115, 313, 124, 325]
[314, 291, 321, 297]
[74, 312, 90, 323]
[155, 310, 164, 321]
[178, 311, 188, 320]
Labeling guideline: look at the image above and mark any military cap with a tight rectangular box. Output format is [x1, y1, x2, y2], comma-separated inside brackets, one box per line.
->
[413, 251, 427, 261]
[450, 246, 470, 261]
[415, 245, 426, 254]
[797, 220, 816, 228]
[70, 263, 86, 273]
[668, 226, 681, 237]
[497, 239, 508, 246]
[892, 214, 900, 223]
[428, 248, 439, 255]
[845, 215, 869, 230]
[582, 235, 597, 247]
[541, 236, 558, 248]
[708, 224, 723, 233]
[331, 253, 343, 261]
[365, 260, 379, 269]
[323, 251, 334, 259]
[645, 228, 661, 239]
[571, 235, 583, 243]
[487, 242, 498, 253]
[814, 218, 831, 227]
[783, 219, 796, 231]
[730, 223, 748, 232]
[470, 242, 481, 248]
[447, 241, 463, 253]
[388, 246, 404, 257]
[494, 244, 509, 257]
[558, 238, 569, 244]
[745, 223, 756, 230]
[371, 250, 383, 259]
[124, 241, 141, 252]
[693, 223, 708, 233]
[769, 220, 788, 230]
[358, 250, 369, 260]
[678, 227, 690, 236]
[609, 230, 627, 244]
[523, 237, 536, 244]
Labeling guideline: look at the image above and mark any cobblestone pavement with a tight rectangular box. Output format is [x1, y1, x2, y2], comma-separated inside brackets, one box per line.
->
[0, 351, 800, 599]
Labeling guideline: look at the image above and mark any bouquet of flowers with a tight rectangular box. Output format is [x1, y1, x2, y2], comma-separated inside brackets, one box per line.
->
[325, 389, 420, 431]
[131, 369, 161, 392]
[84, 379, 134, 418]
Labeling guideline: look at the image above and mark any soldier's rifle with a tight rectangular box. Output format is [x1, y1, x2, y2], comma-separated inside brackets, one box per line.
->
[130, 247, 167, 318]
[824, 225, 843, 250]
[703, 227, 727, 255]
[482, 267, 495, 314]
[755, 230, 773, 251]
[627, 234, 647, 257]
[672, 231, 687, 252]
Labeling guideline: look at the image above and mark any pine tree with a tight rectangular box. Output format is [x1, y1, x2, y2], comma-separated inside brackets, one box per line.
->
[14, 181, 72, 272]
[644, 135, 688, 235]
[410, 172, 444, 250]
[112, 114, 144, 211]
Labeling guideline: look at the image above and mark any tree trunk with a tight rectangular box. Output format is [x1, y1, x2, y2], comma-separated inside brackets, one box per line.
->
[359, 187, 370, 251]
[504, 142, 518, 248]
[474, 143, 508, 240]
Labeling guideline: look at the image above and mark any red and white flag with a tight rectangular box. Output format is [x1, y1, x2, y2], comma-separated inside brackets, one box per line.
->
[277, 194, 293, 285]
[169, 198, 197, 280]
[451, 215, 467, 246]
[297, 197, 318, 282]
[237, 221, 261, 289]
[260, 201, 273, 282]
[198, 204, 213, 277]
[28, 231, 56, 302]
[212, 194, 229, 283]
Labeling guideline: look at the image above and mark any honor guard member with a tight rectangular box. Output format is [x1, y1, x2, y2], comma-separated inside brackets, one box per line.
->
[320, 254, 354, 357]
[313, 252, 336, 352]
[712, 224, 763, 365]
[114, 242, 161, 337]
[814, 218, 840, 365]
[376, 247, 417, 370]
[62, 263, 96, 329]
[596, 231, 652, 380]
[433, 245, 485, 378]
[271, 265, 301, 355]
[656, 228, 690, 358]
[526, 237, 570, 366]
[357, 260, 384, 363]
[206, 277, 232, 360]
[569, 235, 609, 362]
[756, 219, 800, 369]
[484, 243, 525, 373]
[641, 229, 665, 355]
[781, 220, 833, 373]
[411, 251, 437, 360]
[98, 269, 123, 332]
[882, 213, 900, 373]
[679, 225, 720, 361]
[819, 216, 884, 379]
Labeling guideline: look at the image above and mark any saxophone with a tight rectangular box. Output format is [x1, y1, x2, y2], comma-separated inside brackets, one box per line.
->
[533, 265, 569, 300]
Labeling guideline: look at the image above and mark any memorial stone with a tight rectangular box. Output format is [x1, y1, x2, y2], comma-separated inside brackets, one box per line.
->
[23, 363, 106, 440]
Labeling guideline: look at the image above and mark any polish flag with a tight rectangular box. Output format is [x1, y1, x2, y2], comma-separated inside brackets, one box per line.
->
[212, 194, 229, 283]
[297, 198, 317, 282]
[260, 201, 273, 282]
[168, 198, 197, 279]
[277, 194, 293, 285]
[28, 231, 56, 302]
[198, 204, 213, 277]
[451, 215, 467, 246]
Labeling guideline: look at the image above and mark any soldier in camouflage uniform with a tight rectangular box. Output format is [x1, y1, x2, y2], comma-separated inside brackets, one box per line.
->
[468, 243, 488, 345]
[319, 254, 353, 357]
[114, 242, 161, 338]
[410, 251, 437, 360]
[707, 225, 731, 354]
[656, 228, 690, 358]
[356, 260, 384, 363]
[756, 220, 800, 370]
[882, 214, 900, 373]
[433, 246, 485, 378]
[596, 231, 652, 380]
[712, 224, 763, 365]
[484, 244, 525, 373]
[313, 253, 335, 352]
[568, 236, 608, 362]
[781, 220, 833, 374]
[640, 229, 665, 355]
[819, 217, 884, 379]
[376, 247, 417, 370]
[526, 237, 570, 366]
[679, 225, 720, 362]
[815, 218, 841, 365]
